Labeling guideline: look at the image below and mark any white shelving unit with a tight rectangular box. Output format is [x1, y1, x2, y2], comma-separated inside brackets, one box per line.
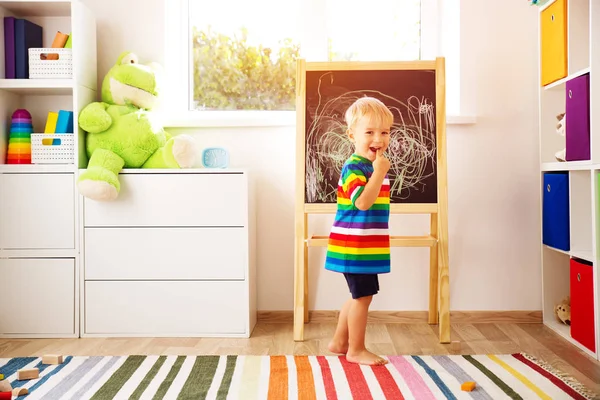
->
[0, 0, 96, 338]
[538, 0, 600, 360]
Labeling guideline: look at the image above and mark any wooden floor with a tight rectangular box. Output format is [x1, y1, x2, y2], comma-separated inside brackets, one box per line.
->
[1, 322, 599, 395]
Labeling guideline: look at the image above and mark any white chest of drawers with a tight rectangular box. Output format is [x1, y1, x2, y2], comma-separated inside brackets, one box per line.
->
[80, 169, 256, 337]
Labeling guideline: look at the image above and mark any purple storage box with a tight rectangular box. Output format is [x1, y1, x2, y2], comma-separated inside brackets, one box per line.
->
[566, 73, 590, 161]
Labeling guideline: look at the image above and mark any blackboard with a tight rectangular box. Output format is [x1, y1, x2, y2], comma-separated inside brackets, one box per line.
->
[303, 68, 438, 204]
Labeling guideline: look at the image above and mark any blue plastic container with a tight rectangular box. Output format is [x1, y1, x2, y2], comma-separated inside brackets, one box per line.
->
[201, 147, 229, 168]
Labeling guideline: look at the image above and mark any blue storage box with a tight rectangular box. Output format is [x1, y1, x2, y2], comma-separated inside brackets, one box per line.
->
[542, 172, 570, 250]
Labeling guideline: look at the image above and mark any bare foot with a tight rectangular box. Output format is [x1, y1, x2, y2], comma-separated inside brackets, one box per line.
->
[346, 349, 388, 366]
[328, 340, 349, 354]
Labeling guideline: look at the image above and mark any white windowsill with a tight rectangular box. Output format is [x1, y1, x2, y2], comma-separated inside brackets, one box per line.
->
[159, 111, 477, 128]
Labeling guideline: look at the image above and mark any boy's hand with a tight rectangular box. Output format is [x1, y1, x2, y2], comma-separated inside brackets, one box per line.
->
[373, 149, 390, 175]
[355, 149, 389, 211]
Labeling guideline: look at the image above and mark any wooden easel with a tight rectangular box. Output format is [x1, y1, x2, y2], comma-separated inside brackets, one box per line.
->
[294, 57, 450, 343]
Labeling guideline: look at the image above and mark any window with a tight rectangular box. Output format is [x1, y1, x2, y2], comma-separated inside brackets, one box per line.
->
[163, 0, 464, 126]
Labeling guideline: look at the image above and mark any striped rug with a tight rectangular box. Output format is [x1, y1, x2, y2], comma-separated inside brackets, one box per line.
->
[0, 353, 597, 399]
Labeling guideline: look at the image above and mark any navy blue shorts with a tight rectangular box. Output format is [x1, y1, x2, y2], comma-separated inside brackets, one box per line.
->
[343, 273, 379, 299]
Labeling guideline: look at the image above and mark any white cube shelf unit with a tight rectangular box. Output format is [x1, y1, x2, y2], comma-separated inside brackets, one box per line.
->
[538, 0, 600, 360]
[0, 0, 97, 338]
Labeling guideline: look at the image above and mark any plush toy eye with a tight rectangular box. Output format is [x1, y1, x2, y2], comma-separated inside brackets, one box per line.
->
[121, 53, 138, 65]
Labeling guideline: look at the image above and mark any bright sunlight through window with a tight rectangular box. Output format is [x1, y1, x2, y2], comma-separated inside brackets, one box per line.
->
[188, 0, 427, 112]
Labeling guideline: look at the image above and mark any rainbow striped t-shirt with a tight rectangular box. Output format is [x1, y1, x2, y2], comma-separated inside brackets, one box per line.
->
[324, 154, 391, 274]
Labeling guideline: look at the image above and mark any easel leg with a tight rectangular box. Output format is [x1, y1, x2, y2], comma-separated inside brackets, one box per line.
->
[435, 56, 451, 344]
[438, 211, 450, 343]
[304, 213, 309, 323]
[428, 214, 439, 325]
[294, 217, 306, 341]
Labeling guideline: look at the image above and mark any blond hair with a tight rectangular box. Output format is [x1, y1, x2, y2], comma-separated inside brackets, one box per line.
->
[345, 96, 393, 131]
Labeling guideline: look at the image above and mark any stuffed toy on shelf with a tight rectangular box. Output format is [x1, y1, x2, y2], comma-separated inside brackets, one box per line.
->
[555, 112, 566, 162]
[554, 295, 571, 326]
[78, 51, 196, 201]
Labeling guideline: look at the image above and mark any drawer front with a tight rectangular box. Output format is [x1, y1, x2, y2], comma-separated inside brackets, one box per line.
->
[540, 0, 567, 86]
[570, 258, 595, 352]
[84, 173, 246, 227]
[85, 281, 247, 335]
[0, 258, 74, 334]
[542, 172, 570, 250]
[565, 74, 590, 161]
[0, 173, 75, 249]
[84, 227, 246, 280]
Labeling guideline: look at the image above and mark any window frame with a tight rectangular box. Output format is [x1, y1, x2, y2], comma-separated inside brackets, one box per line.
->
[162, 0, 473, 127]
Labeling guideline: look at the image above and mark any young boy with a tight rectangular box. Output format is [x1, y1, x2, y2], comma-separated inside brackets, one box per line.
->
[324, 96, 392, 366]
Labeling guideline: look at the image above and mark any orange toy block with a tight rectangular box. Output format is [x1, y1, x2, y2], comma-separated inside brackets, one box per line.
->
[461, 381, 476, 391]
[17, 368, 39, 380]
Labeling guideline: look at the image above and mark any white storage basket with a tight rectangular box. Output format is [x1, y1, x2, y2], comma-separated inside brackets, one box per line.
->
[28, 48, 73, 79]
[31, 133, 74, 164]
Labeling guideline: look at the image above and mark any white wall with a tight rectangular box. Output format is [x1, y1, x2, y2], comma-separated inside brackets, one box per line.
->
[81, 0, 542, 312]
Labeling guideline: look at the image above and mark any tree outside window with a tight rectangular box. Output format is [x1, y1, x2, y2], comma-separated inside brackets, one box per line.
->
[189, 0, 422, 112]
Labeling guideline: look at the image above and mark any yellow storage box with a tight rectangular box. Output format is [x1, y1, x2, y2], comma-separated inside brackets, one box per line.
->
[541, 0, 568, 86]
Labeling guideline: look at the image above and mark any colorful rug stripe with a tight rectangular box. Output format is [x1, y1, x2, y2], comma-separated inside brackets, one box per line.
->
[295, 356, 316, 400]
[370, 362, 405, 400]
[412, 355, 456, 399]
[339, 356, 372, 399]
[72, 356, 122, 399]
[389, 355, 436, 399]
[316, 356, 337, 400]
[155, 355, 185, 398]
[0, 353, 595, 400]
[489, 354, 552, 400]
[91, 355, 145, 399]
[432, 355, 493, 400]
[512, 353, 587, 400]
[130, 355, 167, 399]
[267, 355, 288, 399]
[179, 355, 219, 399]
[216, 355, 236, 399]
[41, 356, 103, 400]
[464, 354, 523, 399]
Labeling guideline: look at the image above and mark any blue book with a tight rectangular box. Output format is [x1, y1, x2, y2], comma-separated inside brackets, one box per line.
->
[14, 18, 42, 79]
[55, 110, 73, 133]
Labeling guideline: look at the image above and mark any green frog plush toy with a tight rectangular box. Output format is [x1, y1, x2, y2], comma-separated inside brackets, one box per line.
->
[78, 51, 196, 201]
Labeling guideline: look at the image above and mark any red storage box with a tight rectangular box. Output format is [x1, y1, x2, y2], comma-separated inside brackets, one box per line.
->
[570, 258, 596, 352]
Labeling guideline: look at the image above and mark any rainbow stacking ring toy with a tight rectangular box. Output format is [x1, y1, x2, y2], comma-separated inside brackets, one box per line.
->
[6, 109, 33, 164]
